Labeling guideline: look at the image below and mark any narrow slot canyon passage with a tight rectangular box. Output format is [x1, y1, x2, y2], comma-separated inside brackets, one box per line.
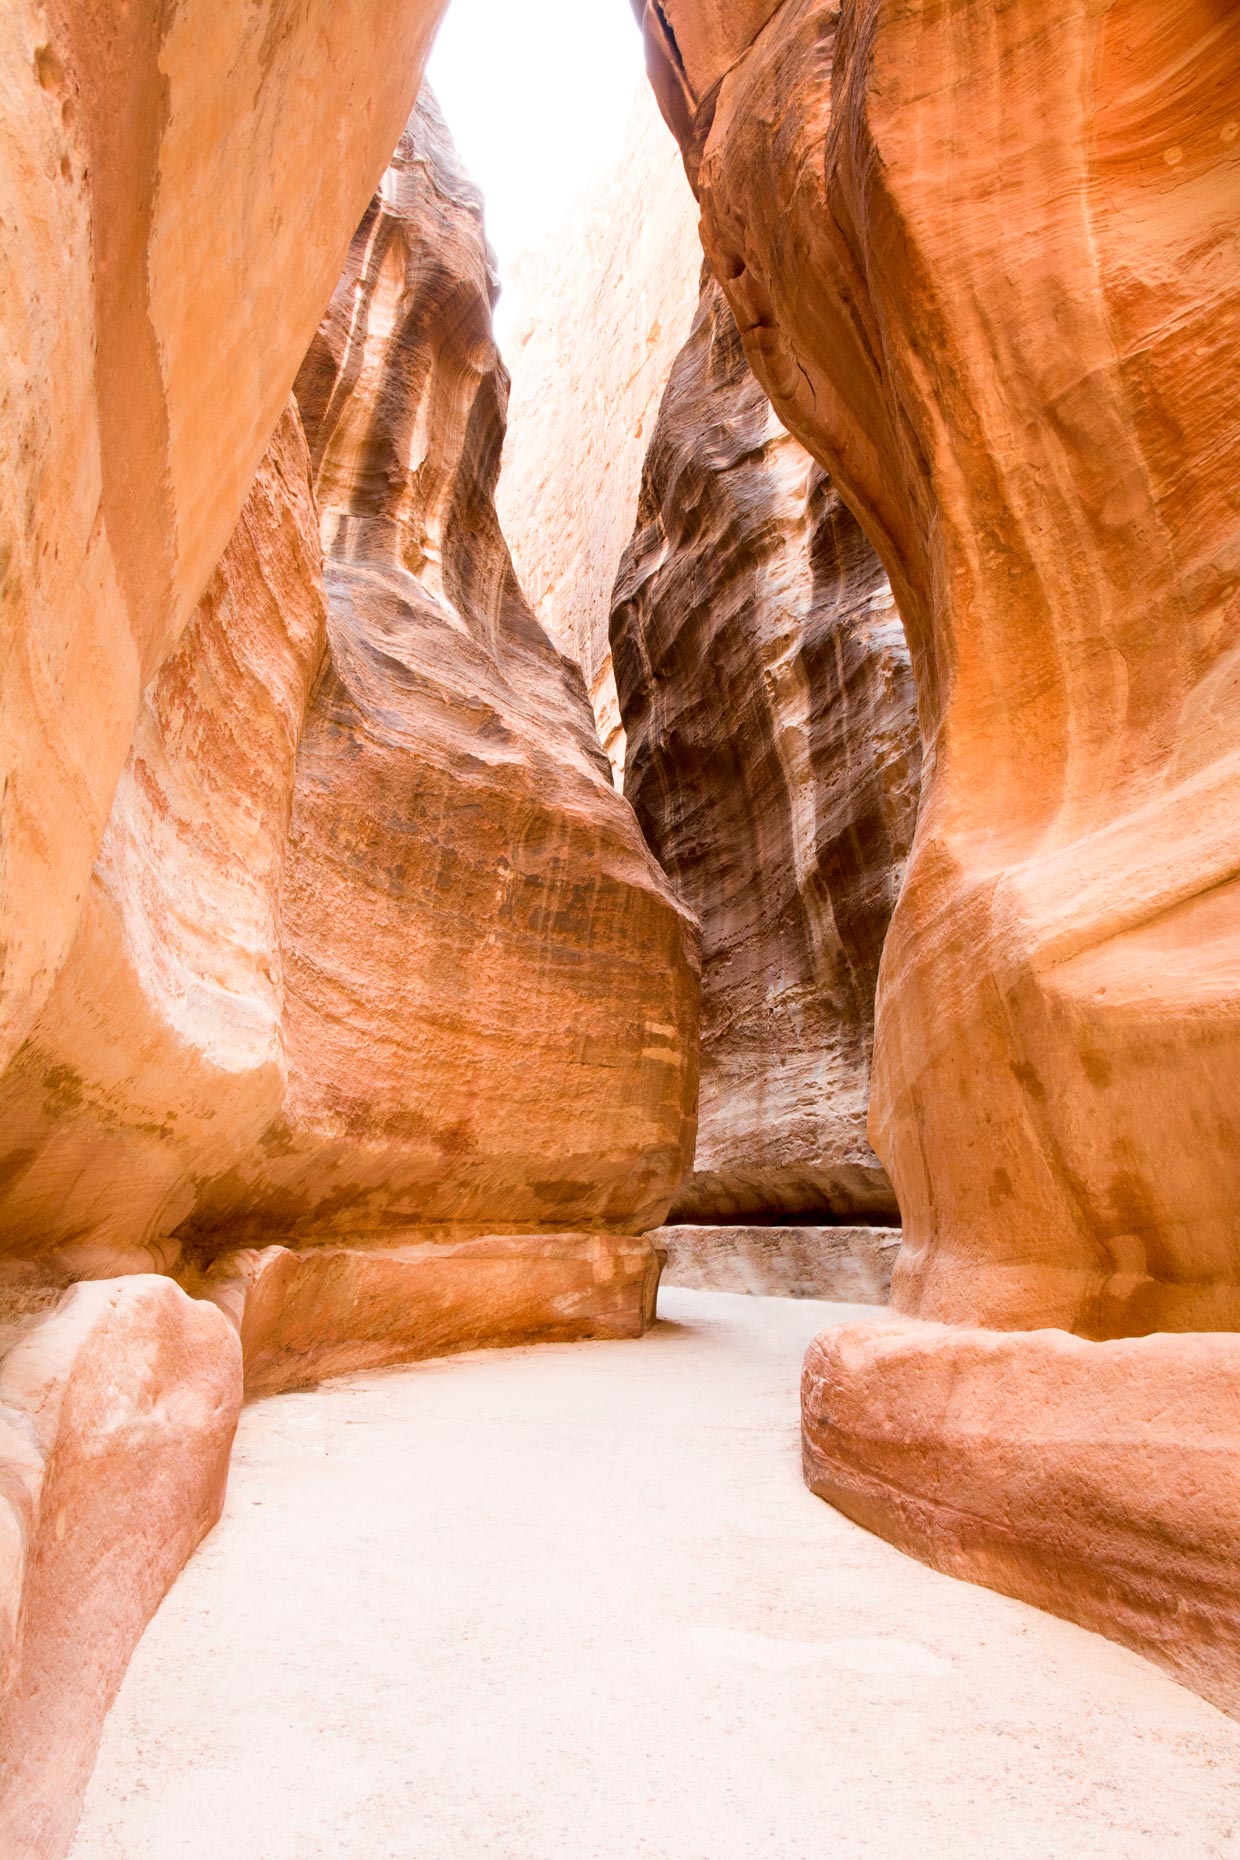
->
[4, 3, 1240, 1851]
[69, 1292, 1240, 1860]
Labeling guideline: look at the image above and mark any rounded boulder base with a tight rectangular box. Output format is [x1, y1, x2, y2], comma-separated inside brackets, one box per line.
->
[0, 1276, 242, 1860]
[189, 1233, 666, 1398]
[801, 1317, 1240, 1719]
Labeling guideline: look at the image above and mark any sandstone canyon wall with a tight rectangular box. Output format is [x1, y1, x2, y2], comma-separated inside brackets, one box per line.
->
[612, 272, 919, 1231]
[1, 9, 447, 1846]
[497, 83, 702, 780]
[0, 54, 699, 1853]
[635, 0, 1240, 1710]
[0, 0, 448, 1089]
[200, 88, 699, 1263]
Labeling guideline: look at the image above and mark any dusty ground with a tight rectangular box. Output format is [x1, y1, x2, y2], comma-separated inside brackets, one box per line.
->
[71, 1290, 1240, 1859]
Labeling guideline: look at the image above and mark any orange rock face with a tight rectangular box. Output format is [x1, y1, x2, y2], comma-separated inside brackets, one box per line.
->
[612, 273, 918, 1226]
[0, 406, 326, 1276]
[174, 93, 698, 1251]
[0, 58, 697, 1846]
[638, 0, 1240, 1701]
[0, 0, 446, 1084]
[0, 1278, 241, 1859]
[187, 1234, 664, 1398]
[642, 0, 1240, 1337]
[803, 1321, 1240, 1717]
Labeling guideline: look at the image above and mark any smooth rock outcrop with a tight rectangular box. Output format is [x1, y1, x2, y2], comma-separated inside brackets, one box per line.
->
[803, 1320, 1240, 1716]
[0, 0, 445, 1081]
[613, 273, 918, 1226]
[180, 92, 699, 1251]
[637, 0, 1240, 1701]
[638, 0, 1240, 1335]
[657, 1225, 899, 1302]
[497, 83, 702, 778]
[0, 1277, 240, 1860]
[186, 1234, 664, 1398]
[0, 405, 326, 1275]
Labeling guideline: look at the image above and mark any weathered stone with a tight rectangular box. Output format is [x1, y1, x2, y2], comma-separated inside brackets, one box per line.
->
[638, 0, 1240, 1334]
[0, 405, 326, 1276]
[187, 1234, 664, 1398]
[613, 273, 918, 1226]
[0, 1278, 241, 1860]
[803, 1319, 1240, 1717]
[657, 1226, 899, 1303]
[637, 0, 1240, 1706]
[0, 0, 444, 1081]
[178, 92, 699, 1251]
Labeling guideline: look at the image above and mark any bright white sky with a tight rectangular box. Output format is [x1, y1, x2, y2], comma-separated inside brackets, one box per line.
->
[428, 0, 647, 336]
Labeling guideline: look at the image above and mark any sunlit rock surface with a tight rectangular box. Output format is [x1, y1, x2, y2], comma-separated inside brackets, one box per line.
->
[0, 0, 444, 1083]
[612, 273, 918, 1227]
[497, 83, 702, 779]
[177, 91, 698, 1253]
[0, 407, 326, 1277]
[637, 0, 1240, 1706]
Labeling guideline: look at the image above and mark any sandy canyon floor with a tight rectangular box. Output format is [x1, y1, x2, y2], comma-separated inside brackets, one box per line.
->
[70, 1290, 1240, 1859]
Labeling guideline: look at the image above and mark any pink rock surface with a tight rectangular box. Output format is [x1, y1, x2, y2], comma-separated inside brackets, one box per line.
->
[639, 0, 1240, 1704]
[0, 0, 445, 1082]
[188, 1234, 665, 1398]
[0, 405, 325, 1275]
[181, 93, 699, 1249]
[640, 0, 1240, 1337]
[803, 1317, 1240, 1716]
[0, 1277, 241, 1859]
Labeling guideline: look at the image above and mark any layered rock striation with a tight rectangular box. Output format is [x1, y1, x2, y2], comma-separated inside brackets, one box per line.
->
[613, 272, 918, 1230]
[636, 0, 1240, 1705]
[0, 0, 447, 1088]
[0, 66, 698, 1851]
[186, 90, 699, 1255]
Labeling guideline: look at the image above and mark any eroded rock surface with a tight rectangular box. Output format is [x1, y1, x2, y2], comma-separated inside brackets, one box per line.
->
[612, 273, 918, 1226]
[657, 1225, 899, 1303]
[0, 0, 444, 1083]
[636, 0, 1240, 1704]
[0, 1278, 241, 1860]
[0, 405, 326, 1277]
[0, 66, 700, 1850]
[177, 92, 698, 1252]
[638, 0, 1240, 1335]
[803, 1319, 1240, 1717]
[187, 1234, 664, 1398]
[497, 83, 702, 778]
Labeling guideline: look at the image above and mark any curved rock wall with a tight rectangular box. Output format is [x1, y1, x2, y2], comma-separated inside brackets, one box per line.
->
[0, 0, 445, 1085]
[612, 273, 919, 1225]
[0, 406, 326, 1278]
[639, 0, 1240, 1339]
[178, 91, 698, 1250]
[0, 62, 700, 1847]
[636, 0, 1240, 1706]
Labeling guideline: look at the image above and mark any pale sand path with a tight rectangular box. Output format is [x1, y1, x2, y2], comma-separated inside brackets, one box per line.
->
[70, 1290, 1240, 1859]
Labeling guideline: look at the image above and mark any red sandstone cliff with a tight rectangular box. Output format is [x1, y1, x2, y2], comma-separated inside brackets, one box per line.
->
[635, 0, 1240, 1712]
[612, 272, 919, 1228]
